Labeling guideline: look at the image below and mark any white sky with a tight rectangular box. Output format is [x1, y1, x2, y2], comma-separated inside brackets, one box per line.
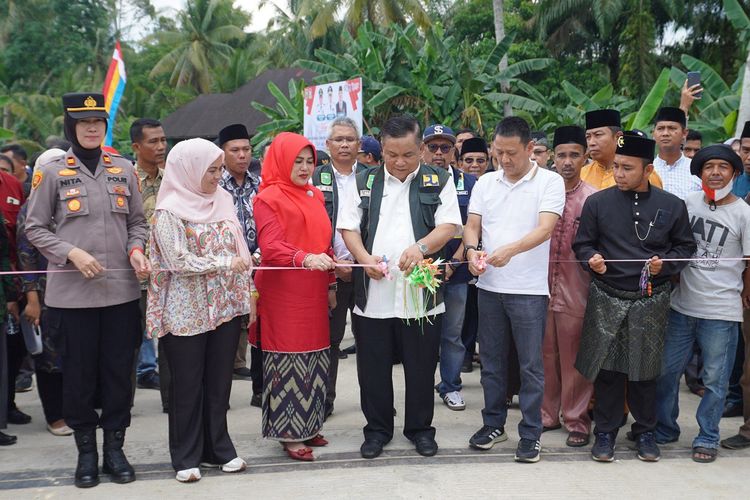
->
[149, 0, 278, 32]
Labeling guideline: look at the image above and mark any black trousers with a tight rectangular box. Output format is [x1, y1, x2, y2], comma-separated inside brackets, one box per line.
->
[5, 327, 26, 412]
[327, 280, 355, 408]
[162, 318, 240, 471]
[353, 314, 441, 443]
[50, 300, 141, 431]
[36, 370, 63, 423]
[593, 369, 656, 436]
[136, 291, 170, 409]
[250, 317, 263, 396]
[462, 284, 478, 359]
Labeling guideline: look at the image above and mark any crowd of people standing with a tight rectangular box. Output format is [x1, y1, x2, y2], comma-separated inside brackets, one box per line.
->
[1, 78, 750, 487]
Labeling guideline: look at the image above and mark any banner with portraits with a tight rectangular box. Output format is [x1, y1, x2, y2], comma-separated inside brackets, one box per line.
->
[303, 78, 363, 150]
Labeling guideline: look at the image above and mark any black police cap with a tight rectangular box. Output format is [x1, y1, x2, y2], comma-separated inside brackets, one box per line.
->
[62, 93, 108, 120]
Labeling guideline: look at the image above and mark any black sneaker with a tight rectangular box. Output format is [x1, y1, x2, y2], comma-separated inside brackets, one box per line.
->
[514, 438, 541, 463]
[591, 432, 615, 462]
[636, 432, 660, 462]
[469, 425, 507, 450]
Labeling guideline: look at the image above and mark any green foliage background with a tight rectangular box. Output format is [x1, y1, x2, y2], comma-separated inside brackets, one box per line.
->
[1, 0, 750, 154]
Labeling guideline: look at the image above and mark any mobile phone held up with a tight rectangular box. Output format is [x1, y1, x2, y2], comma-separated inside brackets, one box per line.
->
[687, 71, 702, 99]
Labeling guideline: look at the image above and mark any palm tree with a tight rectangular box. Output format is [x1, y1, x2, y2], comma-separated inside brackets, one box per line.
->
[148, 0, 247, 94]
[300, 0, 431, 39]
[532, 0, 681, 88]
[492, 0, 512, 116]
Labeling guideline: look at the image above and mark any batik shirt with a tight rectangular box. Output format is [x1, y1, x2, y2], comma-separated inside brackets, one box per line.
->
[220, 170, 261, 253]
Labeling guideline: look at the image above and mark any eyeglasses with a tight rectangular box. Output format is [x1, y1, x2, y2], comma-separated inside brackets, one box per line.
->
[461, 157, 487, 165]
[426, 143, 454, 153]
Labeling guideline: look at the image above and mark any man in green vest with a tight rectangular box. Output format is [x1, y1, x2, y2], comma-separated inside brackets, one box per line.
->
[311, 116, 367, 420]
[339, 115, 462, 459]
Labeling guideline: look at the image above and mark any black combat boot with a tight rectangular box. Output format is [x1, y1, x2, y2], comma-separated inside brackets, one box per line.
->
[102, 429, 136, 484]
[74, 430, 99, 488]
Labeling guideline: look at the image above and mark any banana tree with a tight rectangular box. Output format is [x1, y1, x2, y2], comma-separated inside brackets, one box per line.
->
[670, 54, 742, 142]
[723, 0, 750, 137]
[250, 79, 307, 148]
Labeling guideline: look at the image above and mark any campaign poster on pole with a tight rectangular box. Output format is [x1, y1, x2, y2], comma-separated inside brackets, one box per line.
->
[303, 78, 363, 150]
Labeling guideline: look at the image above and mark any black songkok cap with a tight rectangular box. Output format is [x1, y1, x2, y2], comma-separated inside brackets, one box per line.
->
[654, 107, 686, 127]
[741, 121, 750, 139]
[459, 137, 489, 156]
[689, 144, 743, 176]
[218, 123, 250, 147]
[553, 125, 586, 149]
[316, 149, 331, 167]
[616, 131, 655, 162]
[62, 93, 109, 120]
[585, 109, 621, 130]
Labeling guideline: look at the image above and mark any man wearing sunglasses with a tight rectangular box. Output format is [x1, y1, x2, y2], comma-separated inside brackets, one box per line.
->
[422, 124, 478, 412]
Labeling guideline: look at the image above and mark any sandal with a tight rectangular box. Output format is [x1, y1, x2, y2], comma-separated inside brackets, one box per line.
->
[566, 431, 590, 447]
[692, 446, 717, 463]
[304, 434, 329, 447]
[284, 445, 315, 462]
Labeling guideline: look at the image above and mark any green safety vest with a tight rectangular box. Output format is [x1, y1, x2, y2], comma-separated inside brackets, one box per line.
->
[353, 163, 450, 312]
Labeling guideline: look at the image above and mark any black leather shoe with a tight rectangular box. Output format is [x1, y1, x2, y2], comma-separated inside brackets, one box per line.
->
[7, 407, 31, 425]
[723, 402, 743, 418]
[360, 439, 384, 459]
[233, 367, 253, 379]
[250, 393, 262, 408]
[74, 430, 99, 488]
[102, 430, 136, 484]
[0, 431, 17, 446]
[414, 436, 438, 457]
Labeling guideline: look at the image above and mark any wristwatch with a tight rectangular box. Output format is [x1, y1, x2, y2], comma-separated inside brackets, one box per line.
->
[463, 244, 478, 261]
[416, 241, 429, 255]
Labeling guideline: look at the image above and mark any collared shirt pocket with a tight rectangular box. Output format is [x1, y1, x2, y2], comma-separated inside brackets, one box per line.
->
[59, 184, 89, 218]
[106, 183, 131, 214]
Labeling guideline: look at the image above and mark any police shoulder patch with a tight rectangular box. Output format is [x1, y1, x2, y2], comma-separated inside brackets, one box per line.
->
[31, 171, 43, 190]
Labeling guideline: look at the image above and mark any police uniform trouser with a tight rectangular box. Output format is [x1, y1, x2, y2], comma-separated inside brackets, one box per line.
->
[49, 300, 141, 431]
[353, 314, 441, 443]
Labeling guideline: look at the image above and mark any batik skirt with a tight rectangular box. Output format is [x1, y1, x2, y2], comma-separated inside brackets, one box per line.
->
[262, 349, 330, 441]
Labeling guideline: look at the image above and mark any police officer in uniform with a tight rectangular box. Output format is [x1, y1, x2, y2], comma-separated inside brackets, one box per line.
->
[26, 93, 149, 488]
[312, 117, 368, 420]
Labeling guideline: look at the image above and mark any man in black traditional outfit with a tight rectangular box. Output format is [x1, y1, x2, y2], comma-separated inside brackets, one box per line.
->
[573, 131, 696, 463]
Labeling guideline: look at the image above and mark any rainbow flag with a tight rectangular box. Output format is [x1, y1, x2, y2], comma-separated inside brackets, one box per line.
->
[102, 41, 127, 147]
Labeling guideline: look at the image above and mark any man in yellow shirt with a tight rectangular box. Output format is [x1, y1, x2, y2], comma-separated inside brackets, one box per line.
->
[581, 109, 663, 189]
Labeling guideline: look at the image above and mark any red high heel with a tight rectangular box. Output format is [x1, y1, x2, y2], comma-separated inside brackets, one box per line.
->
[284, 445, 315, 462]
[304, 434, 329, 447]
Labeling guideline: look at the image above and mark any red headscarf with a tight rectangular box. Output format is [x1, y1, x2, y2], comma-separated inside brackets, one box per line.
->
[255, 132, 331, 252]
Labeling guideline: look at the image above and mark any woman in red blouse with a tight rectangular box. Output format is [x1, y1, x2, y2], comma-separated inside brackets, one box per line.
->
[253, 132, 336, 461]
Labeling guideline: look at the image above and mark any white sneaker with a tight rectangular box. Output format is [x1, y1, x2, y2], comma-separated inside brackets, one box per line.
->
[176, 468, 201, 482]
[442, 391, 466, 411]
[221, 457, 246, 473]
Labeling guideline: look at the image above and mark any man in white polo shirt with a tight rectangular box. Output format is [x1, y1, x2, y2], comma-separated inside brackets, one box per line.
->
[652, 107, 702, 200]
[463, 116, 565, 463]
